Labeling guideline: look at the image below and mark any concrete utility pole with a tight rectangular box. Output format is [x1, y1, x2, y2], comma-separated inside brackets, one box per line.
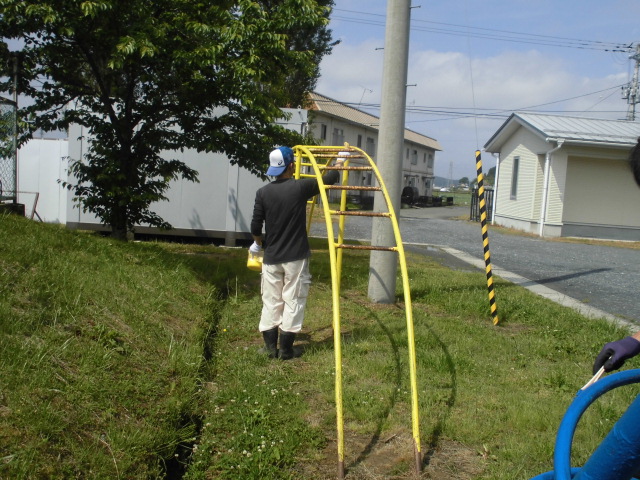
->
[623, 43, 640, 121]
[368, 0, 411, 303]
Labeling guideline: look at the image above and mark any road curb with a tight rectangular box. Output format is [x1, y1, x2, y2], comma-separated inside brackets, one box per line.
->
[418, 243, 636, 331]
[311, 234, 635, 331]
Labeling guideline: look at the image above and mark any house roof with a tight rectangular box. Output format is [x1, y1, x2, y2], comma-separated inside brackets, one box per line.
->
[309, 92, 442, 151]
[484, 112, 640, 152]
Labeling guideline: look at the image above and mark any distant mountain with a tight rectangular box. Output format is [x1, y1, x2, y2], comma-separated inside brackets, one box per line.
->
[433, 175, 455, 188]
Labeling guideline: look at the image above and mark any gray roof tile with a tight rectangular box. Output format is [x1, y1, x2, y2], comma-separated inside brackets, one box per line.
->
[310, 92, 442, 151]
[485, 112, 640, 151]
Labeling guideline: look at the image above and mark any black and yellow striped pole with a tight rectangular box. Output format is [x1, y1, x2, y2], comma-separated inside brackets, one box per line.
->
[475, 150, 499, 325]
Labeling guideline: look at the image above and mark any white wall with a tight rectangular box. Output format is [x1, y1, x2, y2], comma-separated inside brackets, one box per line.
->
[66, 124, 265, 243]
[17, 138, 69, 223]
[545, 150, 568, 226]
[495, 126, 549, 224]
[65, 108, 306, 244]
[564, 155, 640, 228]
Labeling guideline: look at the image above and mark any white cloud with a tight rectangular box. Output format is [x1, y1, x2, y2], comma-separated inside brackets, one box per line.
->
[317, 41, 632, 179]
[407, 49, 575, 111]
[317, 40, 383, 104]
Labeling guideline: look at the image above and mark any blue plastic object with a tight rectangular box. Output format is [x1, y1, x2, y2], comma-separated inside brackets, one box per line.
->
[530, 369, 640, 480]
[529, 468, 581, 480]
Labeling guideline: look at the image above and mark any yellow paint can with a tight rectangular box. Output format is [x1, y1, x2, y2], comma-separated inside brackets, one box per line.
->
[247, 251, 263, 272]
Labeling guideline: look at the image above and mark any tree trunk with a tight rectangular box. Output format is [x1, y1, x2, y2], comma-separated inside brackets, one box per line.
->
[111, 203, 131, 241]
[111, 225, 131, 241]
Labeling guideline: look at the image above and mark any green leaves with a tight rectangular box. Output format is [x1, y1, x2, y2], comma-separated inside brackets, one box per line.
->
[1, 0, 335, 238]
[24, 3, 59, 24]
[110, 35, 157, 69]
[79, 1, 110, 18]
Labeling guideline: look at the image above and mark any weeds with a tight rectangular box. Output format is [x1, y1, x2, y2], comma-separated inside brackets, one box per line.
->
[1, 215, 638, 479]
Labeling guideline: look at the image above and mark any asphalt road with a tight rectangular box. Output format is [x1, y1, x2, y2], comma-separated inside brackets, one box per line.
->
[310, 205, 640, 327]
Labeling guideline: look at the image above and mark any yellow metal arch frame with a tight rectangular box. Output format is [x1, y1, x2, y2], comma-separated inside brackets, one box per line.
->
[293, 144, 422, 478]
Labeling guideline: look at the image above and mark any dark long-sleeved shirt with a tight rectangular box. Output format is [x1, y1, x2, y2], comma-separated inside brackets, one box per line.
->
[251, 170, 339, 265]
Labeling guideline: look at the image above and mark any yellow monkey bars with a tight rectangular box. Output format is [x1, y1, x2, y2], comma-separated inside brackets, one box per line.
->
[293, 144, 422, 479]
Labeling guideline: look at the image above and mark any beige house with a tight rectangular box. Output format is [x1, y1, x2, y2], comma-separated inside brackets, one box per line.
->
[484, 113, 640, 241]
[307, 92, 442, 202]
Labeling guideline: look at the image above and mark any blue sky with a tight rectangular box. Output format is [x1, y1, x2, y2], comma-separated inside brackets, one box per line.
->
[316, 0, 640, 180]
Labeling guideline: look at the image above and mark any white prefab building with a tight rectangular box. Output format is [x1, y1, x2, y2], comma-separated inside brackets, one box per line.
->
[64, 108, 307, 245]
[14, 94, 443, 243]
[484, 113, 640, 241]
[307, 92, 442, 201]
[15, 136, 69, 224]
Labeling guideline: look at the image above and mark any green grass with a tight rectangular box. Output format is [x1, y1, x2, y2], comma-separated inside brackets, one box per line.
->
[1, 214, 638, 479]
[437, 190, 472, 206]
[0, 216, 227, 478]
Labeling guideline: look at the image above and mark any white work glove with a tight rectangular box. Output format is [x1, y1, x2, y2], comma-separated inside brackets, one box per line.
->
[249, 242, 262, 254]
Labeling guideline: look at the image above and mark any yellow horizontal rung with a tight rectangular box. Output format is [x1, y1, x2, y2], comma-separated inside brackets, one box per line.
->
[326, 185, 381, 191]
[329, 210, 391, 217]
[313, 154, 367, 159]
[301, 148, 360, 154]
[324, 166, 374, 171]
[335, 244, 398, 252]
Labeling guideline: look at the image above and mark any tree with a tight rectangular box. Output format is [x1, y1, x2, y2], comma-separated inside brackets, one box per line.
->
[0, 0, 335, 240]
[0, 99, 15, 163]
[458, 176, 469, 186]
[273, 0, 338, 106]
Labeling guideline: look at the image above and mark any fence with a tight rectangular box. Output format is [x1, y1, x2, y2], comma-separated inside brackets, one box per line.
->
[0, 98, 17, 202]
[470, 187, 494, 221]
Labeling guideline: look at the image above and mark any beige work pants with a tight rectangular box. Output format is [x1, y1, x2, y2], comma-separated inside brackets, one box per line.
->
[259, 258, 311, 333]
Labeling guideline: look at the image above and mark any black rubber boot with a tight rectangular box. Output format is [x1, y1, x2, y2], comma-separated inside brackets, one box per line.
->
[261, 327, 279, 359]
[279, 331, 296, 360]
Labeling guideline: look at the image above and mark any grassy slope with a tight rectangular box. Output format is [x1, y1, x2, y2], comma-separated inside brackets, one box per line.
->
[0, 215, 223, 478]
[1, 214, 639, 479]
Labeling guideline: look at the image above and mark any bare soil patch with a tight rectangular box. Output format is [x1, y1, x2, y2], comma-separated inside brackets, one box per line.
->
[295, 434, 485, 479]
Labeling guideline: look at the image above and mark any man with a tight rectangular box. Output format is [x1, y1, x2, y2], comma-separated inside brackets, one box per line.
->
[250, 146, 344, 360]
[592, 137, 640, 374]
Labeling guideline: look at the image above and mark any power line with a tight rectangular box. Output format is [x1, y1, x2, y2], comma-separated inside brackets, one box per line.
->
[333, 8, 629, 49]
[513, 84, 627, 110]
[410, 16, 626, 50]
[312, 83, 628, 123]
[331, 9, 632, 53]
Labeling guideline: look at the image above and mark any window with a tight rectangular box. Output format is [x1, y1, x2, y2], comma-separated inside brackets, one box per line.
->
[510, 156, 520, 199]
[406, 148, 409, 158]
[423, 152, 427, 163]
[320, 124, 327, 140]
[427, 154, 434, 170]
[411, 150, 417, 165]
[332, 128, 344, 146]
[366, 137, 375, 157]
[357, 134, 362, 148]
